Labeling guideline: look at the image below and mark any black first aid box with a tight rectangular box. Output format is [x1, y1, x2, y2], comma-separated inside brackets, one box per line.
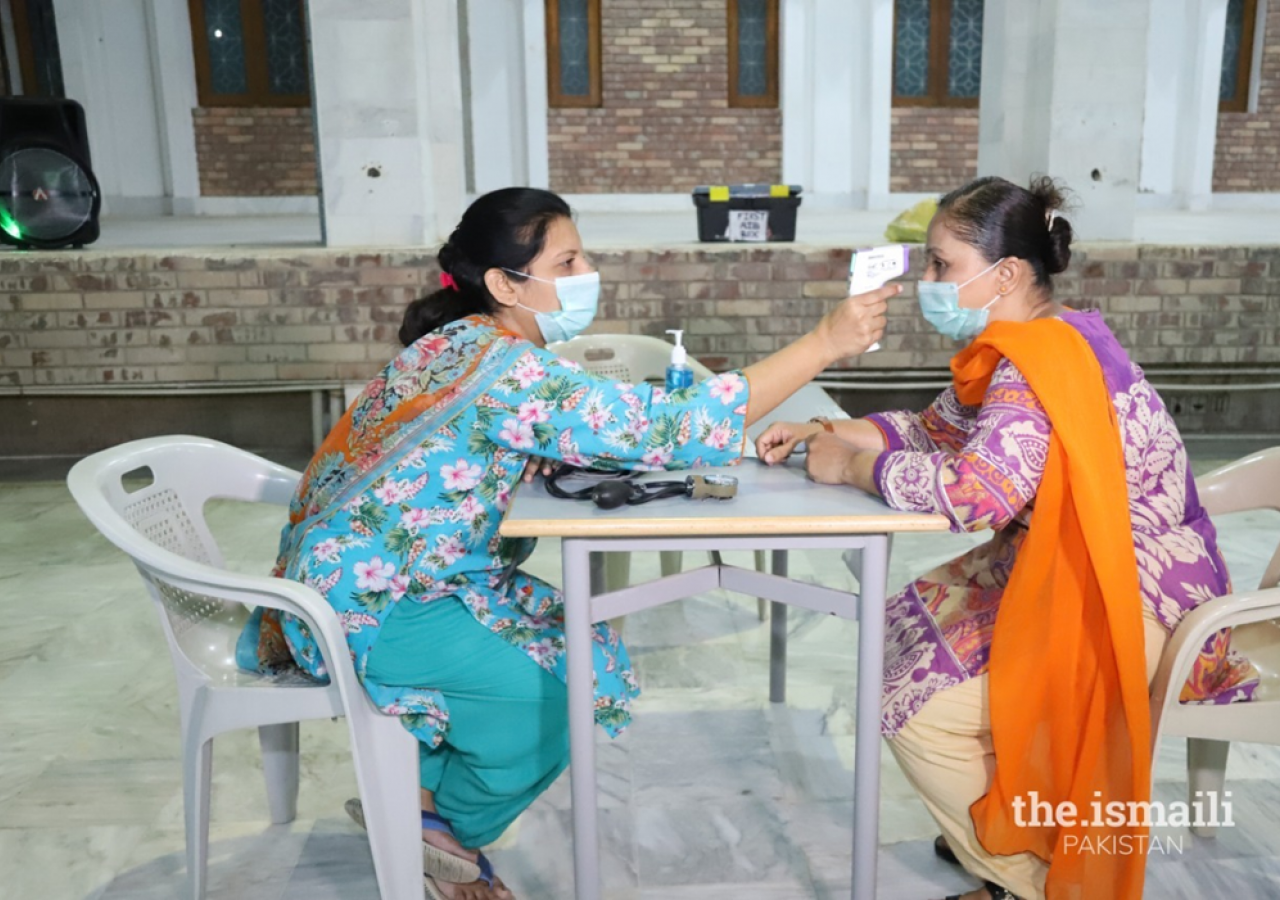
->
[691, 183, 803, 243]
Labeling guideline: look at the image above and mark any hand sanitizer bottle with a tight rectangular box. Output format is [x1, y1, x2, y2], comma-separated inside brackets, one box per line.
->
[665, 329, 694, 391]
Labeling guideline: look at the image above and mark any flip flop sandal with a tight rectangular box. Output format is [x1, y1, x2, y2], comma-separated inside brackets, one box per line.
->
[934, 834, 961, 866]
[424, 874, 451, 900]
[424, 853, 503, 899]
[344, 798, 484, 885]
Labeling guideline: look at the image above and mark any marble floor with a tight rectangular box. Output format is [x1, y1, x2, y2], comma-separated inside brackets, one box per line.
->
[2, 448, 1279, 900]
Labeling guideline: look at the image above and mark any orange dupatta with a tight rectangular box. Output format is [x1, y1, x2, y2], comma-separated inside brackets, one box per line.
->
[952, 318, 1152, 900]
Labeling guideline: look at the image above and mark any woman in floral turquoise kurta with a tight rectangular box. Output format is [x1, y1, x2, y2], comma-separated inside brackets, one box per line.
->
[239, 314, 752, 860]
[242, 189, 890, 890]
[265, 314, 750, 737]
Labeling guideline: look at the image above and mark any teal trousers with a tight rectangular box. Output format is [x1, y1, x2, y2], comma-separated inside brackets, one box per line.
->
[364, 596, 570, 848]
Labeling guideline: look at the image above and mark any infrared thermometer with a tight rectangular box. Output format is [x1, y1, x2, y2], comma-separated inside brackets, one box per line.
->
[849, 244, 909, 353]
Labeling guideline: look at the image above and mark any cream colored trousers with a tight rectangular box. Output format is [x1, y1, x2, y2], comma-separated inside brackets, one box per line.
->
[887, 612, 1168, 900]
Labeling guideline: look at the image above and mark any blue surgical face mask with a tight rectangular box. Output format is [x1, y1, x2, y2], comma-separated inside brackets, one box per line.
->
[917, 257, 1006, 342]
[503, 269, 600, 344]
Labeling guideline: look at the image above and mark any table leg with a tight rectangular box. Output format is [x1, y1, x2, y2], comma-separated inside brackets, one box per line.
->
[852, 536, 889, 900]
[754, 549, 768, 621]
[845, 547, 862, 584]
[562, 539, 602, 900]
[589, 552, 605, 598]
[769, 549, 788, 704]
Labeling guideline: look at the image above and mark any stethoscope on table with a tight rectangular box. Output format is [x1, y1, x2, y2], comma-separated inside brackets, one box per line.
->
[544, 464, 739, 509]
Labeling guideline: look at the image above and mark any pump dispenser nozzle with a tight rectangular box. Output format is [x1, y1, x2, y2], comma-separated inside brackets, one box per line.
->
[666, 329, 687, 367]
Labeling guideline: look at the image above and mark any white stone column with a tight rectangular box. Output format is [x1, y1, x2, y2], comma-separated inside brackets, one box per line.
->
[463, 0, 549, 194]
[978, 0, 1150, 239]
[781, 0, 892, 208]
[308, 0, 466, 246]
[0, 3, 20, 90]
[522, 0, 550, 189]
[1139, 0, 1229, 209]
[52, 0, 169, 215]
[145, 0, 202, 215]
[862, 0, 895, 209]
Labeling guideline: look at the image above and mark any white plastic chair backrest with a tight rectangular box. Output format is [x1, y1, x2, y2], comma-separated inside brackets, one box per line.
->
[1196, 447, 1280, 591]
[67, 436, 302, 684]
[549, 333, 715, 384]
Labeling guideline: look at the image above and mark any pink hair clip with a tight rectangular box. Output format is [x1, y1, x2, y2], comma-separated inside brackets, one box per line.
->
[439, 272, 459, 291]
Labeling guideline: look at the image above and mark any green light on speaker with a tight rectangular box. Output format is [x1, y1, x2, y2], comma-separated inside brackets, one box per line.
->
[0, 209, 22, 241]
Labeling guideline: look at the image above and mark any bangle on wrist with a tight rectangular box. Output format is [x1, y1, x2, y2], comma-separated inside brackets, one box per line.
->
[809, 416, 835, 434]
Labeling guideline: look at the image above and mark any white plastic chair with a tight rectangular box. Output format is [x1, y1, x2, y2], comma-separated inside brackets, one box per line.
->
[67, 436, 423, 900]
[1149, 447, 1280, 837]
[549, 333, 771, 618]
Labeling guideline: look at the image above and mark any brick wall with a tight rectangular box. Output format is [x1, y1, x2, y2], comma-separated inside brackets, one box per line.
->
[890, 107, 979, 194]
[1, 244, 1277, 390]
[1214, 9, 1280, 191]
[547, 0, 782, 193]
[193, 108, 318, 197]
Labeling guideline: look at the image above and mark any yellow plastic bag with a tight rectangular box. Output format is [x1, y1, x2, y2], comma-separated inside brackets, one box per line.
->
[883, 196, 939, 243]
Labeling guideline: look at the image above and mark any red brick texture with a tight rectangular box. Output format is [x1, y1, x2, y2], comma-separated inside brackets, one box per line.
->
[890, 107, 979, 194]
[193, 107, 318, 197]
[1, 244, 1277, 389]
[1215, 10, 1280, 191]
[547, 0, 782, 194]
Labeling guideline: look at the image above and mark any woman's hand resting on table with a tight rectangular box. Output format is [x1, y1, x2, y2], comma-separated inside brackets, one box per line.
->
[755, 421, 821, 465]
[803, 433, 881, 496]
[803, 433, 858, 484]
[756, 426, 882, 496]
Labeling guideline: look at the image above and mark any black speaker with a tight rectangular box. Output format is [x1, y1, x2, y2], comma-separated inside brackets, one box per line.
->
[0, 97, 100, 250]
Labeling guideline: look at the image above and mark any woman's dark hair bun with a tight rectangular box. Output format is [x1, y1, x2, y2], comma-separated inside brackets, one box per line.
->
[938, 174, 1075, 288]
[437, 241, 462, 278]
[399, 188, 573, 346]
[1028, 175, 1073, 276]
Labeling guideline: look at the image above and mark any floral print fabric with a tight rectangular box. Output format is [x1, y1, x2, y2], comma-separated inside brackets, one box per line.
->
[244, 316, 750, 749]
[869, 311, 1257, 737]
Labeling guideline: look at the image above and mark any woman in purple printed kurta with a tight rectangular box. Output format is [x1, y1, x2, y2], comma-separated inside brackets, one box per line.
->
[758, 176, 1255, 900]
[865, 308, 1255, 735]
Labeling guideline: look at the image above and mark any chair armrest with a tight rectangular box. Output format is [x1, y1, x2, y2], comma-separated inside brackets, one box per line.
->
[141, 557, 357, 694]
[208, 446, 301, 507]
[1196, 448, 1280, 517]
[1149, 587, 1280, 732]
[257, 467, 303, 507]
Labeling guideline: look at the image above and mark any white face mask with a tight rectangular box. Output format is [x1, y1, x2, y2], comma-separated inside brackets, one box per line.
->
[502, 269, 601, 344]
[916, 257, 1005, 342]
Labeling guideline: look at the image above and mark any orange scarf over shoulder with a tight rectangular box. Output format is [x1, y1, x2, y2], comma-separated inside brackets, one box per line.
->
[951, 318, 1151, 900]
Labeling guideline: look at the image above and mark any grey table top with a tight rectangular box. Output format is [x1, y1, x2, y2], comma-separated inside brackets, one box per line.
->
[500, 384, 949, 539]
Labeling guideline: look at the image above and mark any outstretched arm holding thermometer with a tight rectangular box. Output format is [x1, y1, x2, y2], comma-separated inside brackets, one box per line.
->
[753, 244, 910, 493]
